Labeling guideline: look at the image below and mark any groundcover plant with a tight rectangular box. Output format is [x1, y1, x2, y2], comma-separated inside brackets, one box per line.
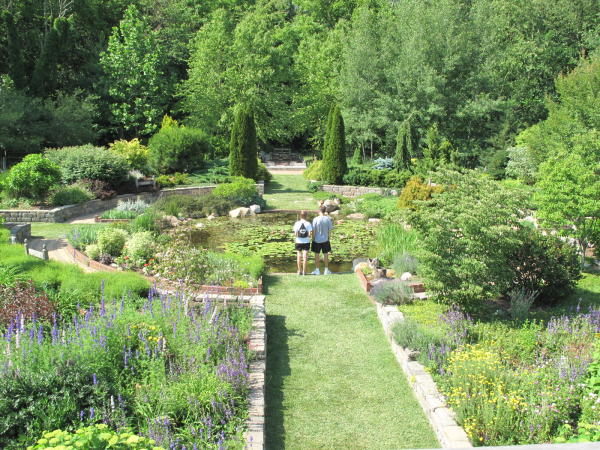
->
[0, 287, 252, 449]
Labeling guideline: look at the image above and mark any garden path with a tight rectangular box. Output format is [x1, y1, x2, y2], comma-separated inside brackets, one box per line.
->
[265, 274, 438, 449]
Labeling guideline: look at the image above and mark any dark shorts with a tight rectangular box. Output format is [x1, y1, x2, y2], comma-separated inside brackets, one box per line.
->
[311, 241, 331, 254]
[295, 242, 310, 251]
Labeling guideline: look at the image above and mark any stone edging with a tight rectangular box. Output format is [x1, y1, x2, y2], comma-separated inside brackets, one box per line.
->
[357, 269, 472, 448]
[376, 303, 472, 448]
[245, 295, 266, 449]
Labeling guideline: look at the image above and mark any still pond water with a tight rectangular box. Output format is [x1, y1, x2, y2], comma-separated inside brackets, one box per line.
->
[189, 212, 378, 273]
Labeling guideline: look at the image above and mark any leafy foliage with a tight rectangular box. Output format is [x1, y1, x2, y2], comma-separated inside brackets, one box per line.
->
[49, 185, 94, 207]
[2, 154, 61, 200]
[397, 176, 443, 210]
[109, 139, 150, 173]
[28, 425, 161, 449]
[45, 145, 130, 187]
[148, 123, 211, 174]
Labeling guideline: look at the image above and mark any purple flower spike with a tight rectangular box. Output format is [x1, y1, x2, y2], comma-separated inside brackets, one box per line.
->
[92, 373, 97, 385]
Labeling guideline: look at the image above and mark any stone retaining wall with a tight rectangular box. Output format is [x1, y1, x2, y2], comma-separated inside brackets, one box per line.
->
[0, 182, 265, 223]
[321, 184, 398, 198]
[245, 295, 266, 449]
[5, 222, 31, 243]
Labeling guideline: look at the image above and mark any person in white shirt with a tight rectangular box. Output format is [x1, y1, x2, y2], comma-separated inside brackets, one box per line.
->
[292, 210, 313, 275]
[311, 205, 333, 275]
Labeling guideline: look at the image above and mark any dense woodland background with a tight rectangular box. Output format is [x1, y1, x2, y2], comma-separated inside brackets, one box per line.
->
[1, 0, 599, 172]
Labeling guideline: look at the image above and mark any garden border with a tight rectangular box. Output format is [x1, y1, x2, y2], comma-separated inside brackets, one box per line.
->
[64, 242, 264, 294]
[356, 268, 472, 448]
[245, 294, 266, 449]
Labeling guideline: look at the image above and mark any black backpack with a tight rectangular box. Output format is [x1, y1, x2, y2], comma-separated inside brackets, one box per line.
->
[297, 222, 309, 238]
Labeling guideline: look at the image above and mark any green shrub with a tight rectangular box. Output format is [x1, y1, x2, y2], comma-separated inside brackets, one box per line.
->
[156, 172, 189, 188]
[303, 160, 324, 180]
[28, 425, 161, 449]
[85, 244, 100, 260]
[148, 125, 210, 174]
[212, 177, 261, 207]
[49, 184, 94, 206]
[108, 138, 150, 173]
[152, 194, 194, 217]
[97, 227, 128, 256]
[100, 200, 150, 220]
[45, 145, 130, 187]
[307, 181, 323, 192]
[198, 194, 238, 217]
[130, 211, 161, 233]
[393, 316, 450, 370]
[508, 229, 581, 304]
[0, 228, 9, 244]
[124, 231, 156, 261]
[3, 154, 62, 200]
[67, 225, 104, 250]
[100, 209, 137, 219]
[256, 160, 272, 182]
[371, 280, 414, 305]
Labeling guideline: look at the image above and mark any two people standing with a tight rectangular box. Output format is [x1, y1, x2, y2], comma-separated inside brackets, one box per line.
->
[293, 206, 333, 275]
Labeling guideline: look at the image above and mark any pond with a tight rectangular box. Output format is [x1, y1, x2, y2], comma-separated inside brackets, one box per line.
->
[189, 212, 378, 273]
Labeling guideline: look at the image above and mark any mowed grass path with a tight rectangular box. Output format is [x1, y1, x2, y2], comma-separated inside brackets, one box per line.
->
[264, 174, 317, 210]
[265, 274, 438, 449]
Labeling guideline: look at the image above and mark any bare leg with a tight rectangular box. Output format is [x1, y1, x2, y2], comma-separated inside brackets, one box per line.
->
[296, 251, 302, 274]
[314, 252, 321, 272]
[323, 252, 329, 270]
[302, 250, 308, 275]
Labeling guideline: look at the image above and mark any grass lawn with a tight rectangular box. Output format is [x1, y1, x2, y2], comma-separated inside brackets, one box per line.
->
[264, 174, 317, 210]
[30, 223, 102, 239]
[265, 274, 438, 449]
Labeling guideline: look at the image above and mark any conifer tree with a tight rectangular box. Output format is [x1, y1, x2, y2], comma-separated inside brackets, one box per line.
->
[229, 104, 258, 179]
[322, 104, 347, 184]
[394, 117, 415, 171]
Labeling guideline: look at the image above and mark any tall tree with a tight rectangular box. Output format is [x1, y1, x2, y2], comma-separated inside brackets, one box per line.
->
[321, 104, 347, 184]
[394, 116, 416, 171]
[229, 104, 258, 180]
[99, 5, 170, 139]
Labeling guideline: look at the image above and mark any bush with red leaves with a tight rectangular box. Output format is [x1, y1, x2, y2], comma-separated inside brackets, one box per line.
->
[79, 179, 117, 200]
[0, 281, 56, 326]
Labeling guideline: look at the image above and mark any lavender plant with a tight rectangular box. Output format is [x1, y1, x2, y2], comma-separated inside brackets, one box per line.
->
[0, 288, 252, 449]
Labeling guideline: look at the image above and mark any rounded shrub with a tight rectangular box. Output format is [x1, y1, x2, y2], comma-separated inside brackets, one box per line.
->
[397, 176, 443, 210]
[212, 177, 261, 207]
[49, 184, 94, 206]
[3, 154, 61, 200]
[124, 231, 156, 261]
[85, 244, 100, 260]
[148, 125, 211, 174]
[96, 227, 128, 257]
[45, 145, 130, 187]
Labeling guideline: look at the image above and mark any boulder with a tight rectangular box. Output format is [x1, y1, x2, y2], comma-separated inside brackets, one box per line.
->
[249, 204, 261, 214]
[346, 213, 366, 220]
[400, 272, 413, 281]
[386, 269, 396, 278]
[229, 207, 250, 218]
[368, 218, 381, 224]
[163, 215, 180, 227]
[194, 222, 205, 229]
[319, 198, 341, 213]
[207, 214, 217, 220]
[329, 210, 340, 216]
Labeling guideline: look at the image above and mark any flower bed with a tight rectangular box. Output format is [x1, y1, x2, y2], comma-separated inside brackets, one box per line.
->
[0, 288, 253, 448]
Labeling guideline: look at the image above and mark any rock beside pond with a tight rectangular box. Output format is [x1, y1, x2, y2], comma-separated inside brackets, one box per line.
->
[329, 210, 339, 216]
[400, 272, 413, 281]
[368, 218, 381, 223]
[249, 204, 261, 214]
[207, 214, 217, 220]
[164, 215, 181, 227]
[229, 207, 251, 218]
[194, 222, 205, 229]
[321, 198, 340, 213]
[346, 213, 366, 220]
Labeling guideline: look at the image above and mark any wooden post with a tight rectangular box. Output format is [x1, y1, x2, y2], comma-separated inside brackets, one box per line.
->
[24, 238, 29, 255]
[42, 244, 49, 261]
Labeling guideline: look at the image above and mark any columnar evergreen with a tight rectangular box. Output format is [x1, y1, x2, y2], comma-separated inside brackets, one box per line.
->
[394, 117, 415, 171]
[229, 104, 258, 179]
[322, 104, 347, 184]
